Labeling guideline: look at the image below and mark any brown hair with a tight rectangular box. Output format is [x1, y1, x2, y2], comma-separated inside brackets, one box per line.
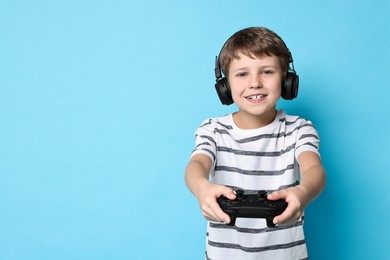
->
[219, 27, 290, 77]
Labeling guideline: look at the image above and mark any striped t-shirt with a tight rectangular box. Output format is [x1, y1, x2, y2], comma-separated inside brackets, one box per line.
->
[191, 110, 320, 260]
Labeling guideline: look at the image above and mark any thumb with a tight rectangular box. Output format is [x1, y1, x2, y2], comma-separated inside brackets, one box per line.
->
[220, 187, 236, 200]
[267, 190, 284, 201]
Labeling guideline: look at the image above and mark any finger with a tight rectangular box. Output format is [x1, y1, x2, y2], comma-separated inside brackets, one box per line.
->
[210, 199, 231, 223]
[201, 195, 231, 223]
[218, 187, 236, 200]
[273, 203, 300, 224]
[204, 186, 236, 223]
[273, 207, 292, 224]
[267, 190, 285, 201]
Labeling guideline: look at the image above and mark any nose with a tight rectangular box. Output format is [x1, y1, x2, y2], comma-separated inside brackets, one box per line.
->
[250, 75, 262, 89]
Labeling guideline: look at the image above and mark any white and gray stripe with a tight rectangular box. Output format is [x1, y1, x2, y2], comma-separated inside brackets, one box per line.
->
[191, 110, 320, 259]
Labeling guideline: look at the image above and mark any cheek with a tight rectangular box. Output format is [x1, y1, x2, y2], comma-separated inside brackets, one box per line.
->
[229, 84, 244, 100]
[276, 85, 282, 95]
[227, 80, 241, 95]
[272, 79, 283, 95]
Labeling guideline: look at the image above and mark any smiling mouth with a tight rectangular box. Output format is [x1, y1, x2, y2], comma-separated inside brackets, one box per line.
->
[246, 94, 267, 101]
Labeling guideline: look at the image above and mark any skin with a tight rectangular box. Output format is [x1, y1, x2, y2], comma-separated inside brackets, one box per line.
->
[184, 52, 326, 224]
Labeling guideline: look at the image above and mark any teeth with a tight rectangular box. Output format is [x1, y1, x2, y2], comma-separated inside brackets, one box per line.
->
[248, 95, 264, 100]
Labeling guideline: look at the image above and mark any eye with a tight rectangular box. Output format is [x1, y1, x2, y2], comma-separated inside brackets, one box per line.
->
[236, 72, 248, 78]
[262, 69, 273, 75]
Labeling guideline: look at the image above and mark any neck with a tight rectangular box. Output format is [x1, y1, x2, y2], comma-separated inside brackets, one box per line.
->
[233, 109, 277, 129]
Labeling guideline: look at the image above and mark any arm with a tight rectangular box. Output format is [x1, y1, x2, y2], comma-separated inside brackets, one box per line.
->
[184, 154, 236, 223]
[267, 151, 326, 224]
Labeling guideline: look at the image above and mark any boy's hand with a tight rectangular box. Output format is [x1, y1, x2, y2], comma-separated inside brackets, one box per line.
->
[267, 186, 310, 225]
[268, 152, 326, 225]
[195, 181, 236, 223]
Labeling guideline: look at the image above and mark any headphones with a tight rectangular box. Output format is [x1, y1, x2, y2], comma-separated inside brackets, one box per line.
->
[214, 38, 299, 105]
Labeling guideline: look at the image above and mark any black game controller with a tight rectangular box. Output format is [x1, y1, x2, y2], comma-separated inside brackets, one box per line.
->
[217, 190, 288, 227]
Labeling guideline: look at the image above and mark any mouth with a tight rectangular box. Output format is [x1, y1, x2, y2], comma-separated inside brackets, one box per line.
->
[245, 94, 267, 101]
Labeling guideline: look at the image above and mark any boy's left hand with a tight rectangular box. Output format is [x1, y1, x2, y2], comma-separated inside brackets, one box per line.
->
[267, 186, 310, 225]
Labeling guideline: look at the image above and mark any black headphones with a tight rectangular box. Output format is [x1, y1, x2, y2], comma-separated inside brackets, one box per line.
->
[214, 39, 299, 105]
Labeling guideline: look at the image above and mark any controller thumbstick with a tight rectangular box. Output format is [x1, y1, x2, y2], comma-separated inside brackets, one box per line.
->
[235, 190, 245, 200]
[258, 191, 267, 199]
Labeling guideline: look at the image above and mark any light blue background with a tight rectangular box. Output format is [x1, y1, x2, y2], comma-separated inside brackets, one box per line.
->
[1, 0, 389, 259]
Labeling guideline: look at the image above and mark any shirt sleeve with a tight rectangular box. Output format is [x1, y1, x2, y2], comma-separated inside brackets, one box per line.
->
[294, 119, 320, 161]
[191, 119, 217, 166]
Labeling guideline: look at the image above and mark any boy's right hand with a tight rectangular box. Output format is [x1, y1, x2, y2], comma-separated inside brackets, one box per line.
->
[195, 181, 236, 223]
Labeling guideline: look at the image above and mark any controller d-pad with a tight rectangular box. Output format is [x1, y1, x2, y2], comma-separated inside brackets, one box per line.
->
[227, 200, 234, 206]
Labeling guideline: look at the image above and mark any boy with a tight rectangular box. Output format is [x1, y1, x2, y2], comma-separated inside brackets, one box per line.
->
[184, 27, 326, 259]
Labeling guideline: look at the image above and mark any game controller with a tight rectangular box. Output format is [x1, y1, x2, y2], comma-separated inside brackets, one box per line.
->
[217, 189, 288, 227]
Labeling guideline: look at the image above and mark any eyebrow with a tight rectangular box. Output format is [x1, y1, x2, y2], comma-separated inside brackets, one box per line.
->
[230, 65, 278, 73]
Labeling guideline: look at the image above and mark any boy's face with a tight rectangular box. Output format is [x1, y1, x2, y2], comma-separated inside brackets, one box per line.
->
[227, 52, 283, 128]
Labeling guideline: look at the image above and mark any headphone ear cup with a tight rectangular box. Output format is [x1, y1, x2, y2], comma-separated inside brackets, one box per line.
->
[215, 77, 234, 105]
[281, 72, 299, 100]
